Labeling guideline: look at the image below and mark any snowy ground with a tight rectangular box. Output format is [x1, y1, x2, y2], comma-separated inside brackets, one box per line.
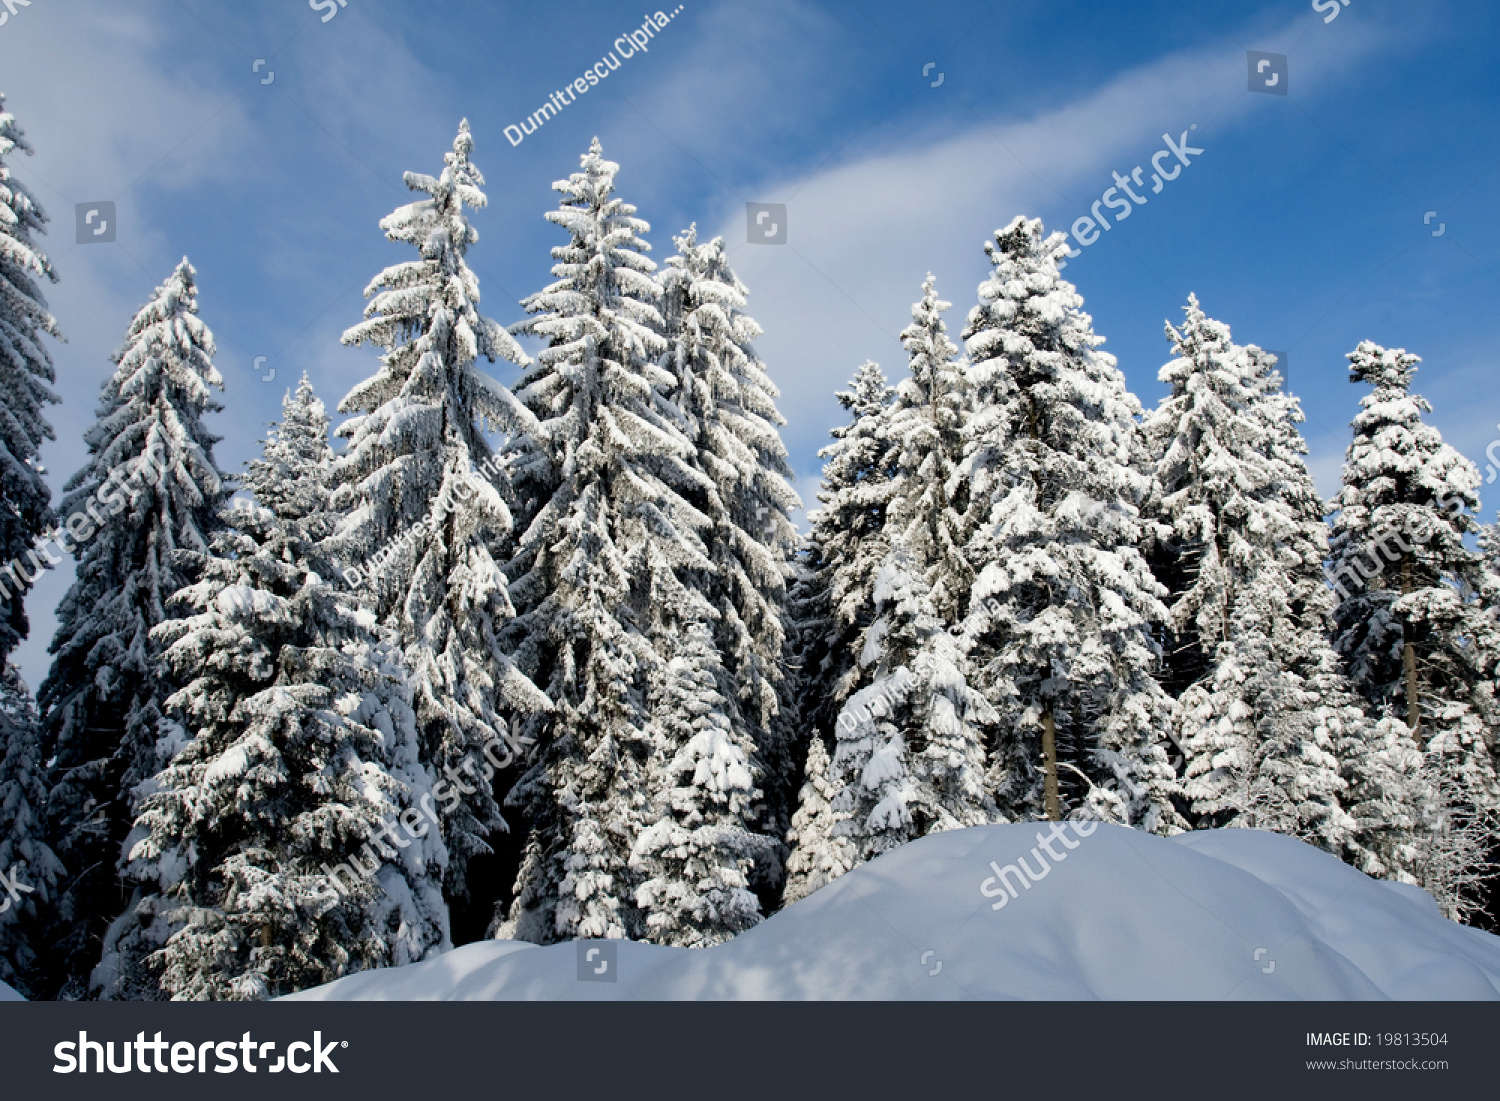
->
[289, 823, 1500, 1000]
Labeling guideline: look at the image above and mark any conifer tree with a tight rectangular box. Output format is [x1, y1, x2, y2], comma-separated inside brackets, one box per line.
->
[788, 279, 995, 886]
[500, 138, 721, 943]
[97, 379, 448, 1000]
[883, 275, 973, 624]
[0, 93, 61, 664]
[332, 121, 550, 898]
[657, 225, 801, 836]
[0, 97, 62, 994]
[1327, 343, 1499, 912]
[631, 621, 771, 946]
[805, 549, 996, 877]
[1327, 342, 1499, 808]
[1143, 298, 1351, 849]
[780, 734, 855, 904]
[0, 666, 61, 996]
[957, 217, 1179, 830]
[787, 362, 897, 750]
[38, 258, 227, 998]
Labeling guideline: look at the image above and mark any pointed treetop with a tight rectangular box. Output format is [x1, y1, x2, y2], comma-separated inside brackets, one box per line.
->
[291, 369, 317, 404]
[988, 214, 1077, 272]
[114, 257, 221, 406]
[842, 360, 893, 414]
[1348, 340, 1418, 392]
[900, 274, 960, 360]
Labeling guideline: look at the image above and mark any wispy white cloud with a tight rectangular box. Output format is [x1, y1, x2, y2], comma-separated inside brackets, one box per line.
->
[699, 11, 1401, 476]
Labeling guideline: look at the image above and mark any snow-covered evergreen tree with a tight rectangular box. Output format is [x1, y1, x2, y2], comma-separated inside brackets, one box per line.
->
[37, 258, 227, 999]
[787, 278, 995, 888]
[957, 217, 1179, 830]
[657, 225, 801, 838]
[787, 362, 897, 750]
[95, 378, 448, 1000]
[1143, 297, 1351, 849]
[332, 121, 550, 899]
[803, 549, 995, 878]
[1338, 713, 1495, 923]
[0, 98, 61, 995]
[0, 666, 61, 997]
[883, 275, 974, 625]
[0, 93, 61, 665]
[500, 138, 723, 943]
[1327, 342, 1499, 811]
[631, 621, 771, 946]
[780, 735, 855, 904]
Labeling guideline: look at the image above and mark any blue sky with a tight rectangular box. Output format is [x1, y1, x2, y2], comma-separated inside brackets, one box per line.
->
[3, 0, 1498, 688]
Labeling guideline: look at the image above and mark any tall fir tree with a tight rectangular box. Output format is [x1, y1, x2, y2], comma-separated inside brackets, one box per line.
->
[0, 93, 61, 665]
[97, 378, 449, 1000]
[631, 620, 771, 946]
[787, 278, 995, 890]
[882, 274, 974, 625]
[1143, 297, 1351, 849]
[1327, 342, 1499, 911]
[0, 666, 61, 996]
[1327, 342, 1499, 805]
[331, 121, 550, 901]
[500, 138, 733, 943]
[0, 94, 63, 999]
[786, 361, 897, 752]
[957, 217, 1179, 830]
[657, 224, 801, 840]
[794, 549, 995, 882]
[37, 258, 227, 999]
[781, 733, 855, 903]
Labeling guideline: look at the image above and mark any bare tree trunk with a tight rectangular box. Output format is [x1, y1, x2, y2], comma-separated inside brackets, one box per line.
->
[1042, 709, 1061, 821]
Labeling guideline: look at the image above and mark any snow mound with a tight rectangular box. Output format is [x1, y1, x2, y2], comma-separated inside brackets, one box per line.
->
[289, 823, 1500, 1001]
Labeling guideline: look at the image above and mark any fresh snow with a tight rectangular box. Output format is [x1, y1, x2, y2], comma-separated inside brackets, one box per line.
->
[288, 822, 1500, 1000]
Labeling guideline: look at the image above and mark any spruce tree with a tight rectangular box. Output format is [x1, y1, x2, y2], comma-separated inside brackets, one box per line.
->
[657, 225, 800, 837]
[1143, 297, 1350, 849]
[1327, 342, 1499, 807]
[0, 666, 61, 996]
[38, 258, 227, 998]
[957, 217, 1179, 830]
[97, 378, 448, 1000]
[786, 362, 897, 751]
[0, 93, 61, 664]
[807, 549, 996, 876]
[788, 278, 995, 886]
[332, 121, 550, 899]
[0, 95, 62, 996]
[500, 138, 721, 942]
[631, 621, 771, 946]
[883, 275, 974, 624]
[1328, 342, 1499, 912]
[780, 735, 855, 904]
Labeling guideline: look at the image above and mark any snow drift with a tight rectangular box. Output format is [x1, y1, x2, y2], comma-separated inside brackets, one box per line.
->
[290, 822, 1500, 1000]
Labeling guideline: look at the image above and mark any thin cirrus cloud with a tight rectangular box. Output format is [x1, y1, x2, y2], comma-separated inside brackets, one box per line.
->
[706, 13, 1398, 479]
[2, 0, 256, 689]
